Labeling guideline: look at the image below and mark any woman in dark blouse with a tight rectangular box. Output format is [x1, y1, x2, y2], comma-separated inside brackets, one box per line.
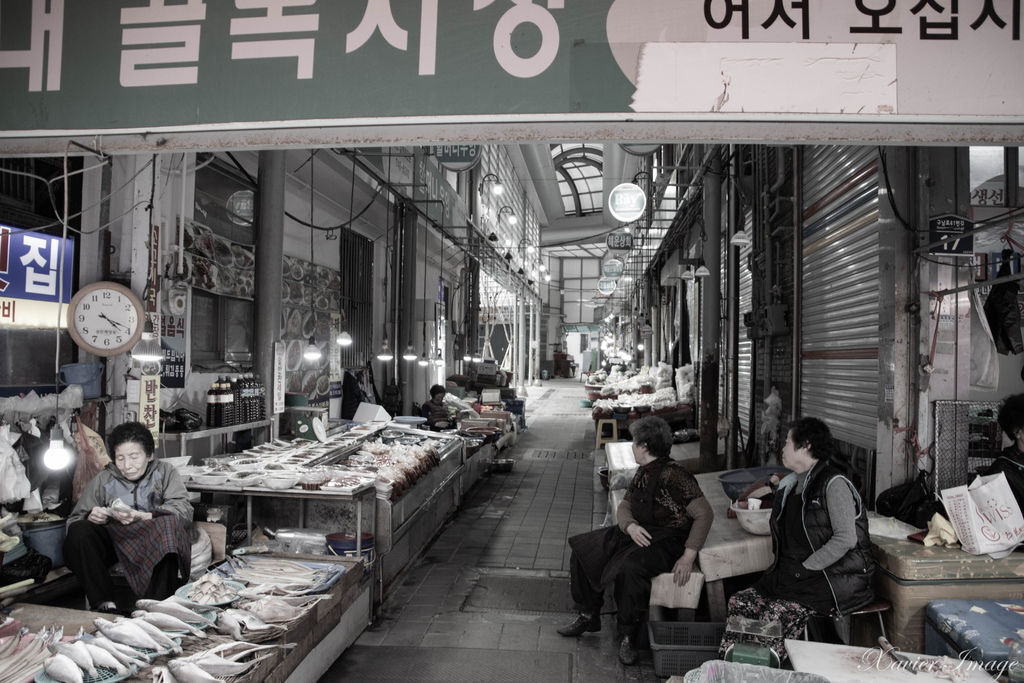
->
[983, 393, 1024, 511]
[558, 416, 714, 665]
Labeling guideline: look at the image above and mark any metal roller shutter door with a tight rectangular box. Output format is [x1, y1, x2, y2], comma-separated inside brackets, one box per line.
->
[800, 146, 880, 450]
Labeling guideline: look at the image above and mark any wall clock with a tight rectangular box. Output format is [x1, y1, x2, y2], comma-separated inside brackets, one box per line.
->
[66, 281, 145, 357]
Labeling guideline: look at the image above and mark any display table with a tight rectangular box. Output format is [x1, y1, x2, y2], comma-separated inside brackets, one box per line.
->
[785, 638, 997, 682]
[186, 480, 376, 550]
[605, 459, 774, 620]
[871, 535, 1024, 652]
[161, 419, 273, 459]
[6, 553, 371, 683]
[593, 405, 694, 434]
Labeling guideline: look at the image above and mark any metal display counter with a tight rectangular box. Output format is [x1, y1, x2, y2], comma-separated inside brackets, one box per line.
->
[161, 419, 273, 459]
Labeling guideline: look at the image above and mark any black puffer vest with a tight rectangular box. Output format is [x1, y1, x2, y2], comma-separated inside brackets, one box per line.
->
[767, 461, 875, 616]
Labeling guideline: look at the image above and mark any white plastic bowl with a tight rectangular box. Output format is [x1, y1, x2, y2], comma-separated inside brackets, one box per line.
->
[261, 474, 300, 490]
[730, 501, 772, 536]
[192, 473, 229, 487]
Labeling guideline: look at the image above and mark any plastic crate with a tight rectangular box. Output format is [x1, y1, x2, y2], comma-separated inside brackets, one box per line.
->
[648, 621, 725, 677]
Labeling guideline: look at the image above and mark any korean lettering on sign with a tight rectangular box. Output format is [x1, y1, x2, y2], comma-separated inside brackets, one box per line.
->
[3, 1, 1020, 101]
[702, 0, 1019, 40]
[141, 375, 161, 445]
[160, 314, 187, 389]
[0, 225, 75, 302]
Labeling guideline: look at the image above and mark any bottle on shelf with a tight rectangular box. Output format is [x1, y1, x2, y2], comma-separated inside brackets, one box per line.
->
[224, 376, 236, 426]
[206, 380, 218, 428]
[255, 374, 266, 420]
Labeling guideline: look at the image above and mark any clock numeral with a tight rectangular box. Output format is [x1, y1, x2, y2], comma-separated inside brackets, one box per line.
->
[101, 292, 111, 300]
[81, 327, 89, 335]
[103, 338, 111, 346]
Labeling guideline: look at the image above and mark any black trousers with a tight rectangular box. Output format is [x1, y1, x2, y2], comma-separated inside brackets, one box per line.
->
[63, 520, 182, 608]
[569, 535, 686, 638]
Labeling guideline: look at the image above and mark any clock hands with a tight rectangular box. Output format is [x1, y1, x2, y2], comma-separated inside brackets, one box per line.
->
[98, 312, 131, 332]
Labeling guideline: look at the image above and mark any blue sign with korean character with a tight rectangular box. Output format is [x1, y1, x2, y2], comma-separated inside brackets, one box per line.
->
[0, 225, 75, 303]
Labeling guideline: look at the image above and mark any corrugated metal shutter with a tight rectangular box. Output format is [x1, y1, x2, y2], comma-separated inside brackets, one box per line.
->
[737, 210, 754, 438]
[800, 146, 880, 450]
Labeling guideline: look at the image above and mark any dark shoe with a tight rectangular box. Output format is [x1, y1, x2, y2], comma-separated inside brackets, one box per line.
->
[557, 612, 601, 637]
[618, 635, 639, 665]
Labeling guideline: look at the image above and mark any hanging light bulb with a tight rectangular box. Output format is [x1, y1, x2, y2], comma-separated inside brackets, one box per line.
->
[417, 352, 429, 367]
[336, 330, 353, 346]
[403, 344, 418, 361]
[637, 342, 645, 351]
[544, 273, 551, 282]
[694, 263, 711, 278]
[303, 336, 322, 362]
[462, 353, 472, 362]
[376, 339, 394, 361]
[434, 350, 445, 366]
[472, 352, 483, 362]
[131, 318, 163, 364]
[43, 437, 71, 470]
[681, 266, 695, 281]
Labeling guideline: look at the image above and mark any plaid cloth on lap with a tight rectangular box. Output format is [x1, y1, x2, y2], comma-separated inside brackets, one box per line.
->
[108, 512, 191, 596]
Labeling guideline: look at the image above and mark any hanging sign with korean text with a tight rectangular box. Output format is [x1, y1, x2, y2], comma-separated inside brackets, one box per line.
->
[1, 2, 1023, 149]
[603, 258, 625, 279]
[432, 145, 481, 172]
[606, 230, 634, 251]
[0, 224, 74, 329]
[928, 214, 974, 255]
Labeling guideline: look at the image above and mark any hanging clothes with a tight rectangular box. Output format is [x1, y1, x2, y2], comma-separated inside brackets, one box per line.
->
[983, 254, 1023, 355]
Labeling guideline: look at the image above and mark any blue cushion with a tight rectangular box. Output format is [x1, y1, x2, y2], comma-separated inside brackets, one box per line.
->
[925, 599, 1024, 666]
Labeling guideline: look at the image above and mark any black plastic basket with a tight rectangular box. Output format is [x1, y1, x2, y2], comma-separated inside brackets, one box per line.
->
[648, 621, 725, 677]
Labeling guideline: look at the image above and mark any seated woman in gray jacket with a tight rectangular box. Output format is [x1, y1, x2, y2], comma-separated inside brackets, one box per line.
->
[64, 421, 192, 614]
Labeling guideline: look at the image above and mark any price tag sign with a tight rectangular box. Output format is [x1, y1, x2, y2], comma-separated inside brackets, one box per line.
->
[606, 230, 634, 251]
[928, 214, 974, 255]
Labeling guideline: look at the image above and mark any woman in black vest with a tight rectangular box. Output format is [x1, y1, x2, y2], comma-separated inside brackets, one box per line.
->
[982, 393, 1024, 511]
[718, 417, 875, 664]
[558, 416, 714, 665]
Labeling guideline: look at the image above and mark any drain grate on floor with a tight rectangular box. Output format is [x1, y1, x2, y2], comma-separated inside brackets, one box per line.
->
[465, 575, 575, 614]
[525, 449, 589, 460]
[328, 646, 572, 682]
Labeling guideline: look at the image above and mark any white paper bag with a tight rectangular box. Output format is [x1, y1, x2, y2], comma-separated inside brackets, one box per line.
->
[941, 472, 1024, 559]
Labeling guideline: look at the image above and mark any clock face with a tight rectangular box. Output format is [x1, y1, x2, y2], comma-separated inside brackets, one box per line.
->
[67, 282, 145, 357]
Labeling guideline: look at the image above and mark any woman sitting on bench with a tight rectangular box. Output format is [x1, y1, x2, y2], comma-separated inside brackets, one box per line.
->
[558, 416, 714, 666]
[63, 421, 192, 615]
[718, 417, 875, 664]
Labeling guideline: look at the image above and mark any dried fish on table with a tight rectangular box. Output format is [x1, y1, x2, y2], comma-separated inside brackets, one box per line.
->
[136, 597, 218, 626]
[48, 640, 98, 678]
[42, 652, 84, 683]
[221, 555, 331, 589]
[0, 624, 64, 683]
[94, 617, 163, 652]
[87, 633, 150, 668]
[235, 597, 307, 623]
[167, 658, 221, 683]
[118, 615, 183, 653]
[187, 573, 240, 605]
[132, 609, 208, 637]
[77, 639, 131, 675]
[214, 609, 287, 642]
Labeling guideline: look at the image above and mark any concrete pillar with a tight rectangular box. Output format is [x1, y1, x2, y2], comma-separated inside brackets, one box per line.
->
[699, 149, 723, 471]
[400, 202, 418, 417]
[517, 288, 527, 394]
[255, 151, 286, 434]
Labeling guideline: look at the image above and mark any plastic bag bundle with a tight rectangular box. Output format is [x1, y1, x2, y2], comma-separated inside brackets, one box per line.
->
[0, 437, 30, 504]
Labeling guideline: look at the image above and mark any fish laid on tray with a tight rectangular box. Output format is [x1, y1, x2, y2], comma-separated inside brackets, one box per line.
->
[0, 625, 63, 683]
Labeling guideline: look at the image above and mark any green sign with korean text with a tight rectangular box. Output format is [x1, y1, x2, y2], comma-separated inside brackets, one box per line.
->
[1, 1, 1022, 147]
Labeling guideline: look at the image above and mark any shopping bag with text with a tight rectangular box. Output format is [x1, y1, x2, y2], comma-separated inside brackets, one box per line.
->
[941, 472, 1024, 559]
